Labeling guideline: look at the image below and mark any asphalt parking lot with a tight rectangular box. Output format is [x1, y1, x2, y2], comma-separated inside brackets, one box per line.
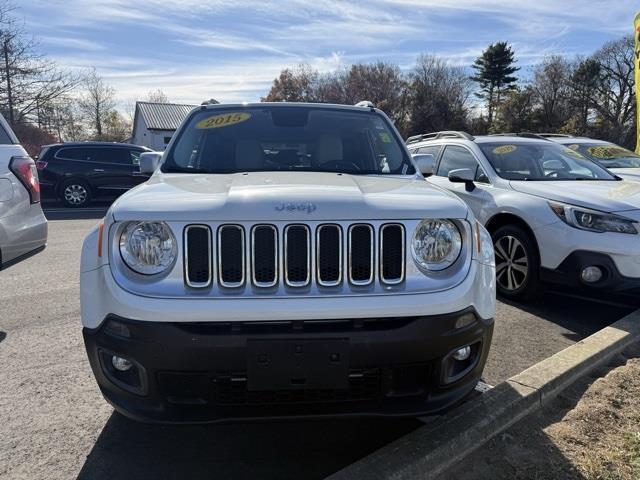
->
[0, 206, 634, 480]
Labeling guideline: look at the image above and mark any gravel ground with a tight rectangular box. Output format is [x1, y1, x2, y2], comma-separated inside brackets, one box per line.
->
[0, 212, 633, 480]
[444, 343, 640, 480]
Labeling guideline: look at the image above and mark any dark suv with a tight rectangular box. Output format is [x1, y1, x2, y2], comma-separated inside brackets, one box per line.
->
[37, 142, 152, 207]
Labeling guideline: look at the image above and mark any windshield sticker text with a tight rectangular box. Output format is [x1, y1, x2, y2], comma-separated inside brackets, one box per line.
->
[195, 112, 252, 129]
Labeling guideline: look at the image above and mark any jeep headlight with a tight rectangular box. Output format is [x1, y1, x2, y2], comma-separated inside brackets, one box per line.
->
[411, 219, 462, 271]
[119, 221, 177, 275]
[549, 202, 638, 235]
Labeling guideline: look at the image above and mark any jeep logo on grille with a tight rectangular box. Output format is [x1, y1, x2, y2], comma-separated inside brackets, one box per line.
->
[275, 202, 317, 214]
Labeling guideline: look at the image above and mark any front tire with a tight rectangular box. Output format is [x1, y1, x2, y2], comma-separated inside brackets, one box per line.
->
[60, 180, 91, 208]
[491, 225, 540, 300]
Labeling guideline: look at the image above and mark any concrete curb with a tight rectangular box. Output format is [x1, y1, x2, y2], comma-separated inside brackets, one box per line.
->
[327, 308, 640, 480]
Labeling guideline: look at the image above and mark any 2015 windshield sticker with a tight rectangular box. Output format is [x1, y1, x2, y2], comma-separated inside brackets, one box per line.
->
[493, 145, 517, 154]
[195, 112, 252, 129]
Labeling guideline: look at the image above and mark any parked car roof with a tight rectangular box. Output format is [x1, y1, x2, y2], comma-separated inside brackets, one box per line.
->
[42, 141, 151, 149]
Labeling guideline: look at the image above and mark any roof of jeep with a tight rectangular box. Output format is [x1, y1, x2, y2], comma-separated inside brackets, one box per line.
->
[198, 102, 383, 114]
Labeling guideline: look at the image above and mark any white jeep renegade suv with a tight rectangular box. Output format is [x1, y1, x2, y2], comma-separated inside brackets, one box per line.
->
[80, 103, 495, 423]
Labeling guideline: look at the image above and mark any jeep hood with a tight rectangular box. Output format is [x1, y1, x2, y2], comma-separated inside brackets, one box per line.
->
[111, 172, 469, 221]
[509, 180, 640, 213]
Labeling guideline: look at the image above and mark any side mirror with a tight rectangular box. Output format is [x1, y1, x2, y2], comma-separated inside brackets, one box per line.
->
[412, 153, 435, 177]
[448, 168, 476, 192]
[139, 152, 163, 174]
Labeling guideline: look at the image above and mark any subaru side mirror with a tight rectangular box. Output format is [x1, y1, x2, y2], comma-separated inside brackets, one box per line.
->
[412, 153, 435, 177]
[448, 168, 476, 192]
[139, 152, 163, 175]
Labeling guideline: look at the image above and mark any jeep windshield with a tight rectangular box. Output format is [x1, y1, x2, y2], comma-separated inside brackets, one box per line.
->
[162, 105, 415, 175]
[566, 143, 640, 169]
[479, 141, 617, 181]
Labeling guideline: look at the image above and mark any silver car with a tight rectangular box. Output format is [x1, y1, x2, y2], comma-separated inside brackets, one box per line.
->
[0, 115, 47, 269]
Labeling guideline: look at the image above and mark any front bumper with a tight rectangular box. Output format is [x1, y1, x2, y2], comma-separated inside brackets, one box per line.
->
[83, 310, 493, 423]
[540, 250, 640, 295]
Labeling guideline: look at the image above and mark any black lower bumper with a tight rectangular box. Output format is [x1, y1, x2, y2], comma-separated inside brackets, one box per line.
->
[540, 251, 640, 296]
[83, 310, 494, 424]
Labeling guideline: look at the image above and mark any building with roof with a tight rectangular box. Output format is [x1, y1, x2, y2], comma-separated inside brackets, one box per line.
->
[131, 101, 197, 150]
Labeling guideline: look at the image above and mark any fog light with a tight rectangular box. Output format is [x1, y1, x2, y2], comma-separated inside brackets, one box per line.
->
[580, 266, 603, 283]
[112, 355, 133, 372]
[452, 346, 471, 361]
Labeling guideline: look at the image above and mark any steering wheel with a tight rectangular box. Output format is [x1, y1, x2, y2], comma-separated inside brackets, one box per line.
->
[318, 160, 362, 172]
[544, 170, 561, 178]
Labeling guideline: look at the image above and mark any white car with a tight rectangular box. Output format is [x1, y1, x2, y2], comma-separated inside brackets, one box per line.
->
[80, 103, 496, 423]
[542, 134, 640, 182]
[407, 131, 640, 300]
[0, 114, 47, 269]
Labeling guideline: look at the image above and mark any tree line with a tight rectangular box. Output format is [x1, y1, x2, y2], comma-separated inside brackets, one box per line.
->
[264, 37, 637, 150]
[0, 0, 635, 154]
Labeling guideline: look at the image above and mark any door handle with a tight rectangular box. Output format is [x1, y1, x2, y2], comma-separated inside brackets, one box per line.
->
[93, 168, 105, 172]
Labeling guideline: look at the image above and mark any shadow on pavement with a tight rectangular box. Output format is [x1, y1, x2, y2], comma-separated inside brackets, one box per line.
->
[42, 201, 111, 221]
[0, 331, 6, 343]
[499, 290, 634, 341]
[77, 413, 419, 480]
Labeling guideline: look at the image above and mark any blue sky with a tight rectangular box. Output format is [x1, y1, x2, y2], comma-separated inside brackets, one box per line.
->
[17, 0, 640, 105]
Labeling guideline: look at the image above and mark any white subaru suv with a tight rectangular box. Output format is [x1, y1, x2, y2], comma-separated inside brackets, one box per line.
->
[80, 103, 496, 423]
[407, 132, 640, 300]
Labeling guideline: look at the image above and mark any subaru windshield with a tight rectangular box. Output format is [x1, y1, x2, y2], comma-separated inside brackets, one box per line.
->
[566, 143, 640, 169]
[479, 141, 618, 181]
[162, 105, 415, 175]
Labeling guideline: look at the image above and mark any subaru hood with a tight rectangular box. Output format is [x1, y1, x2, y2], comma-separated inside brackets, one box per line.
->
[509, 180, 640, 214]
[111, 171, 469, 222]
[611, 168, 640, 183]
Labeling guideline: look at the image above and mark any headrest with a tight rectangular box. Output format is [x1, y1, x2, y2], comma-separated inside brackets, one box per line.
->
[235, 140, 264, 170]
[316, 134, 343, 164]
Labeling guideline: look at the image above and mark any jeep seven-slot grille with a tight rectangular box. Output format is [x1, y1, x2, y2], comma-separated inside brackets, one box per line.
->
[184, 223, 405, 290]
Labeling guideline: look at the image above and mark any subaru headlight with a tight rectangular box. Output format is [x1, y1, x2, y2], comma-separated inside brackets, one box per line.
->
[411, 219, 462, 271]
[549, 202, 638, 235]
[119, 221, 177, 275]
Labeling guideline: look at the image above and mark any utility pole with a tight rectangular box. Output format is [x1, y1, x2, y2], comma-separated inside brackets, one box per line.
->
[3, 37, 13, 125]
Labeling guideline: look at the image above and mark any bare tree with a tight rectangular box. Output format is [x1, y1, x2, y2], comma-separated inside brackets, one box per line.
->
[407, 54, 473, 135]
[0, 1, 79, 126]
[590, 36, 636, 148]
[262, 64, 318, 102]
[530, 55, 573, 130]
[77, 68, 116, 138]
[145, 88, 169, 103]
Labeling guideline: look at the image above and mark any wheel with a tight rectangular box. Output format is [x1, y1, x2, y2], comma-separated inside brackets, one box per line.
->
[60, 180, 91, 208]
[491, 225, 540, 300]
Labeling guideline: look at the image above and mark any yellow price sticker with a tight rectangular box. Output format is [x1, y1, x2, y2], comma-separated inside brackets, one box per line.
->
[587, 146, 625, 159]
[195, 112, 252, 129]
[493, 145, 517, 154]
